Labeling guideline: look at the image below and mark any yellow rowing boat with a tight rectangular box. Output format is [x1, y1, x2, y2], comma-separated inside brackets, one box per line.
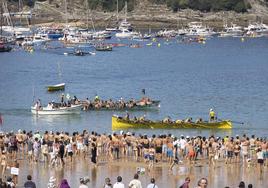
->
[112, 115, 232, 130]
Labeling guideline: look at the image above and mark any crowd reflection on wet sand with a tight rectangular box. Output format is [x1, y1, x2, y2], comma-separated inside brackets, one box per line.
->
[16, 156, 268, 188]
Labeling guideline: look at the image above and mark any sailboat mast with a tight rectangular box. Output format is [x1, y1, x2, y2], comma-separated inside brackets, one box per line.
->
[116, 0, 118, 22]
[65, 0, 68, 27]
[86, 0, 89, 29]
[125, 1, 127, 20]
[1, 4, 2, 37]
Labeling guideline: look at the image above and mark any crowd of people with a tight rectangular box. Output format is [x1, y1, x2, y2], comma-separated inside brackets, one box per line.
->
[0, 129, 266, 187]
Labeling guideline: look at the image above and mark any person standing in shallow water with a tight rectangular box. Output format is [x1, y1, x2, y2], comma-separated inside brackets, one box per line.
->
[91, 142, 97, 167]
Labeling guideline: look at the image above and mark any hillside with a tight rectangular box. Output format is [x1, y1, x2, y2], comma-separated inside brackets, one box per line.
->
[5, 0, 268, 29]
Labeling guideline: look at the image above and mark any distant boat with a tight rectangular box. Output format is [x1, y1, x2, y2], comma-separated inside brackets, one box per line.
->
[31, 104, 82, 115]
[95, 44, 112, 51]
[47, 83, 65, 92]
[0, 41, 12, 52]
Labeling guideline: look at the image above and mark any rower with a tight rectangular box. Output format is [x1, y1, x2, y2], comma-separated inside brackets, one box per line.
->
[124, 112, 130, 120]
[195, 118, 203, 123]
[61, 93, 65, 106]
[209, 109, 216, 122]
[95, 95, 100, 102]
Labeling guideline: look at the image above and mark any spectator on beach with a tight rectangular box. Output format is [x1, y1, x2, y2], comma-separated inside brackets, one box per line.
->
[196, 178, 208, 188]
[129, 174, 142, 188]
[6, 176, 15, 188]
[47, 176, 57, 188]
[238, 181, 245, 188]
[59, 179, 70, 188]
[146, 178, 158, 188]
[79, 177, 90, 188]
[179, 177, 190, 188]
[11, 159, 19, 185]
[1, 150, 7, 177]
[24, 175, 36, 188]
[113, 176, 124, 188]
[256, 148, 264, 174]
[91, 142, 97, 167]
[104, 177, 112, 188]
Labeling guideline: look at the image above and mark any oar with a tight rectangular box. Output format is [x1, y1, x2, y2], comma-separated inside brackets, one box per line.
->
[231, 120, 244, 125]
[218, 118, 244, 125]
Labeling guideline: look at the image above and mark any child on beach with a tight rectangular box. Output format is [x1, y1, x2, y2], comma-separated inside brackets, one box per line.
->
[11, 159, 19, 185]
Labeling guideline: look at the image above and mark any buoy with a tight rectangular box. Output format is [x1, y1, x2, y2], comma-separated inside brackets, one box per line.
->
[157, 43, 161, 47]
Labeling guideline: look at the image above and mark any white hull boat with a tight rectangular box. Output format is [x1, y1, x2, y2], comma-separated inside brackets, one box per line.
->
[31, 104, 82, 115]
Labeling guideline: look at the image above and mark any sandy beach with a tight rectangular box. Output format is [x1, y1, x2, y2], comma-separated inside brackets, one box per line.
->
[5, 150, 266, 188]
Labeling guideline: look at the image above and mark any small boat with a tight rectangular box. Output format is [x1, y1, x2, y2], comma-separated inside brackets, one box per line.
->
[0, 41, 12, 52]
[95, 44, 112, 51]
[31, 104, 82, 115]
[112, 115, 232, 130]
[47, 83, 65, 92]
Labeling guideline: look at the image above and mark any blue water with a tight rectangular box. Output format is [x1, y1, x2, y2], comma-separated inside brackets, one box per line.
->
[1, 37, 268, 137]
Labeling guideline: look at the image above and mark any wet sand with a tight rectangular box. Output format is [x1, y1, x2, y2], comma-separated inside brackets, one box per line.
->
[11, 155, 268, 188]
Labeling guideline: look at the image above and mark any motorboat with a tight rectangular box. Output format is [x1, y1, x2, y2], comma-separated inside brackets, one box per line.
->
[115, 29, 139, 38]
[31, 104, 82, 115]
[219, 23, 244, 37]
[47, 83, 65, 92]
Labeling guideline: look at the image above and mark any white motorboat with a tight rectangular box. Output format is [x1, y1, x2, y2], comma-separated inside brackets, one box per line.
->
[244, 22, 268, 37]
[219, 23, 244, 37]
[186, 22, 216, 37]
[115, 29, 138, 38]
[31, 104, 82, 115]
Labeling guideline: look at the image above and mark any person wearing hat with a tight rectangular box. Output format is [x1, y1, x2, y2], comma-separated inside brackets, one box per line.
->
[209, 109, 216, 122]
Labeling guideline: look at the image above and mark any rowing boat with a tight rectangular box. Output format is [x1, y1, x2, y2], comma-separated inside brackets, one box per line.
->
[112, 115, 232, 130]
[31, 104, 82, 115]
[47, 83, 65, 92]
[81, 100, 160, 111]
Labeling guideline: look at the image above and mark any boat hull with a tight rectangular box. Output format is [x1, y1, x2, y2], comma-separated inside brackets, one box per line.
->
[112, 116, 232, 130]
[82, 100, 160, 111]
[47, 83, 65, 92]
[31, 104, 82, 115]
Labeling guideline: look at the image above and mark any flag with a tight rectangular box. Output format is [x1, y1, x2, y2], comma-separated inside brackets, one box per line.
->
[0, 113, 3, 125]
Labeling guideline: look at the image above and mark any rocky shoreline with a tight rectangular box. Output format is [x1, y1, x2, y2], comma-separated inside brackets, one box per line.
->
[11, 0, 268, 30]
